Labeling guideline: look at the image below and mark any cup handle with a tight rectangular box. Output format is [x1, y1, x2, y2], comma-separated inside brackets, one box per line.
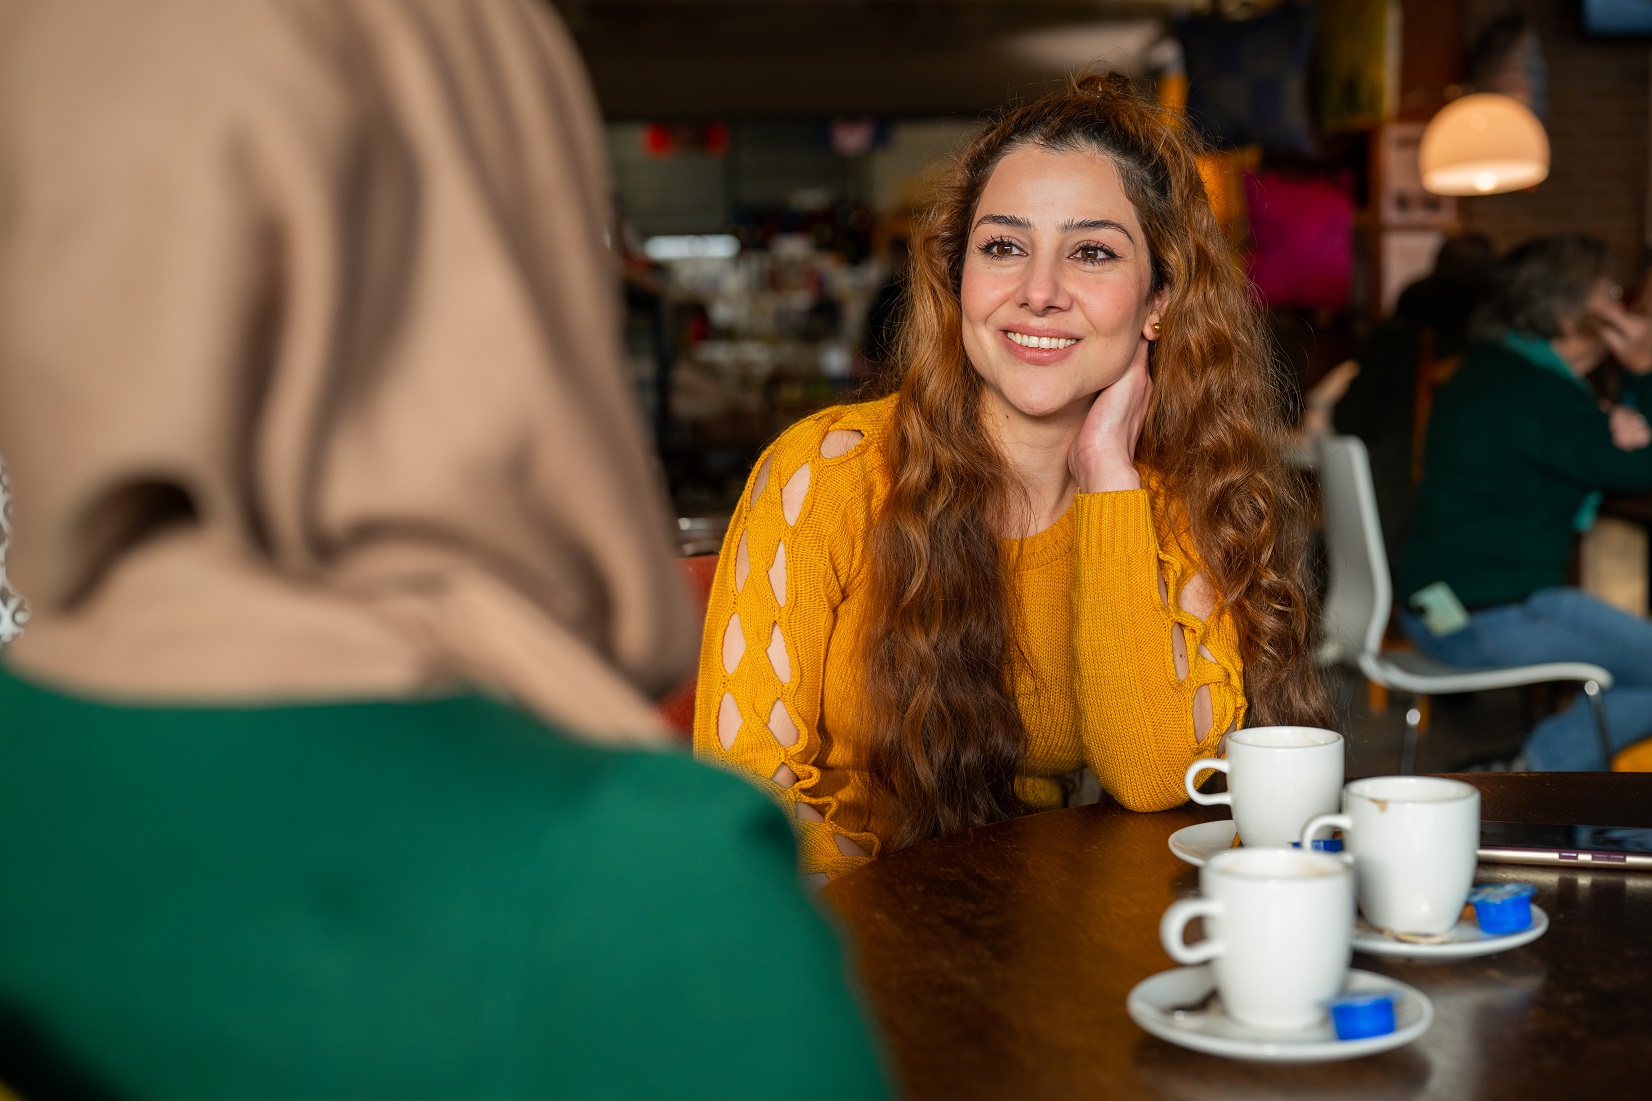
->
[1185, 758, 1230, 806]
[1302, 812, 1353, 851]
[1160, 897, 1224, 965]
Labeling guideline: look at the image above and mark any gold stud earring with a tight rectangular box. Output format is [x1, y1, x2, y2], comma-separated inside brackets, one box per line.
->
[1151, 320, 1162, 334]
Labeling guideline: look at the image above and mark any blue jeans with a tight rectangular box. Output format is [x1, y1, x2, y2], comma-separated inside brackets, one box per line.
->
[1400, 587, 1652, 770]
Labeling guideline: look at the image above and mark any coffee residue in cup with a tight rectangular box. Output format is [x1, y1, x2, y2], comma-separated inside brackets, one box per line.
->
[1357, 916, 1455, 944]
[1380, 926, 1450, 944]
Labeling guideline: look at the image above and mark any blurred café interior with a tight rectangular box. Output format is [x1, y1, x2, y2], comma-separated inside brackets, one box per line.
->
[5, 0, 1652, 1098]
[581, 0, 1652, 770]
[573, 0, 1648, 554]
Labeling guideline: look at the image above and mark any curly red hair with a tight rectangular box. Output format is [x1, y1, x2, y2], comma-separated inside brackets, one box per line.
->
[860, 73, 1332, 850]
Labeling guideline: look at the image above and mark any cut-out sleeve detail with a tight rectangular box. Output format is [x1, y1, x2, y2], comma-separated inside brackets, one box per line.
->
[1161, 561, 1220, 745]
[693, 411, 881, 880]
[734, 531, 751, 591]
[821, 429, 864, 458]
[768, 542, 787, 606]
[767, 699, 800, 747]
[1070, 488, 1246, 812]
[766, 623, 793, 683]
[721, 612, 746, 674]
[781, 465, 811, 526]
[716, 691, 740, 752]
[834, 833, 870, 858]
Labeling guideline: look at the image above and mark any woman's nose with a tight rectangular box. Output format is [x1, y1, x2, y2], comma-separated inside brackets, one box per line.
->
[1018, 255, 1070, 315]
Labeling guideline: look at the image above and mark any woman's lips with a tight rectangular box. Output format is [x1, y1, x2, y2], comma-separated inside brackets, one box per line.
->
[1005, 330, 1078, 350]
[1000, 329, 1080, 361]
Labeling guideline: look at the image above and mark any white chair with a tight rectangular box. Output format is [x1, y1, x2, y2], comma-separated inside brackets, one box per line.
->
[1316, 435, 1614, 772]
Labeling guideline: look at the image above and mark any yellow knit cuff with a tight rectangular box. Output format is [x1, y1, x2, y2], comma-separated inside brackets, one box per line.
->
[1072, 489, 1156, 558]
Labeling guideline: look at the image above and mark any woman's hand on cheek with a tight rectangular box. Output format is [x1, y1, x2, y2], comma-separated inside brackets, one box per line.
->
[1070, 335, 1152, 493]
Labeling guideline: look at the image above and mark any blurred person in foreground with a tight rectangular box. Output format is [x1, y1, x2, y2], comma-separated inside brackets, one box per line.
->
[694, 75, 1331, 883]
[1398, 234, 1652, 770]
[0, 1, 890, 1099]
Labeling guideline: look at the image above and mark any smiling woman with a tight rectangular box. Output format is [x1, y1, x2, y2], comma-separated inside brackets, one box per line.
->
[962, 148, 1162, 438]
[693, 74, 1331, 882]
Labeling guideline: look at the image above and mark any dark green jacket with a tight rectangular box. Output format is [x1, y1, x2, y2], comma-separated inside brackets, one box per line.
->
[0, 666, 891, 1101]
[1398, 341, 1652, 609]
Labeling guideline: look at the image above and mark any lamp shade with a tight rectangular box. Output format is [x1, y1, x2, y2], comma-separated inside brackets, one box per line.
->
[1418, 93, 1550, 196]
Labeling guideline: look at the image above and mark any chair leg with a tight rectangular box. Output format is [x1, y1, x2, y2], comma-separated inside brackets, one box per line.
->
[1401, 700, 1424, 775]
[1368, 679, 1389, 713]
[1584, 680, 1614, 770]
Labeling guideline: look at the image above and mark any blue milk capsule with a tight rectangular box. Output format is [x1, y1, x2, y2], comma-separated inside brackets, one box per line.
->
[1325, 991, 1397, 1041]
[1289, 837, 1345, 853]
[1468, 883, 1536, 935]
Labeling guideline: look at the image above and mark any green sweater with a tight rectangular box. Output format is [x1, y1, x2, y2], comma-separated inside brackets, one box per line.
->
[0, 666, 891, 1101]
[1398, 341, 1652, 610]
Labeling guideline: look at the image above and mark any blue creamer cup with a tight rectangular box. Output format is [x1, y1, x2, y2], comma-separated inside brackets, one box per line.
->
[1325, 991, 1396, 1041]
[1469, 883, 1535, 935]
[1289, 837, 1345, 853]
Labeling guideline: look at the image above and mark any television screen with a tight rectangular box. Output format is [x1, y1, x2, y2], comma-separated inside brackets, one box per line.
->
[1583, 0, 1652, 37]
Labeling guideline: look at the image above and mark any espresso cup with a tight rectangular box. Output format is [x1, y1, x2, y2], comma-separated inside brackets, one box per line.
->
[1301, 775, 1480, 937]
[1184, 727, 1345, 848]
[1159, 847, 1354, 1032]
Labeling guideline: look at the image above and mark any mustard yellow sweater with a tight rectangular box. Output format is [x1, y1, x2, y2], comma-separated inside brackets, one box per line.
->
[693, 396, 1245, 879]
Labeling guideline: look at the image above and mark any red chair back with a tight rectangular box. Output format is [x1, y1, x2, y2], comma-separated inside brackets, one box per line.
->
[656, 552, 718, 739]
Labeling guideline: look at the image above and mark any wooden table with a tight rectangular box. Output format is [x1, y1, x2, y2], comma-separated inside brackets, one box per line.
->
[824, 774, 1652, 1100]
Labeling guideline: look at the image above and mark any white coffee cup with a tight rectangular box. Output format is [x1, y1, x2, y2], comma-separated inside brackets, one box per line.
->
[1184, 726, 1345, 848]
[1159, 847, 1354, 1032]
[1300, 775, 1480, 937]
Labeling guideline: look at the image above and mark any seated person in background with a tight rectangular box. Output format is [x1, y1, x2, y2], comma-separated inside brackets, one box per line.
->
[1333, 234, 1497, 567]
[0, 1, 889, 1098]
[1398, 234, 1652, 771]
[694, 75, 1331, 883]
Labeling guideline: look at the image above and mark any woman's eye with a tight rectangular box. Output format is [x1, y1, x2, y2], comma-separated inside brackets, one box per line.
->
[977, 238, 1021, 259]
[1073, 244, 1116, 264]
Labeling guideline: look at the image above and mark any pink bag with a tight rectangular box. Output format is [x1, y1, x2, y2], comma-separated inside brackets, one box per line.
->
[1244, 171, 1353, 312]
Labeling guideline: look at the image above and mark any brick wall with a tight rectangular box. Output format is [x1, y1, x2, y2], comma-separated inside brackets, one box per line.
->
[1458, 1, 1649, 286]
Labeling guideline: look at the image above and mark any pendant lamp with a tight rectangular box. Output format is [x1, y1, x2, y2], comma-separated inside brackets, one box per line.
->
[1418, 93, 1550, 196]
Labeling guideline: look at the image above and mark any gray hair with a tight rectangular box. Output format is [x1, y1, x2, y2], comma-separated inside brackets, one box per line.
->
[1474, 234, 1609, 341]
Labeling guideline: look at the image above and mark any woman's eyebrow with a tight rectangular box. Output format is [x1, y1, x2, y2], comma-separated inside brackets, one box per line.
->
[1061, 218, 1133, 241]
[974, 213, 1031, 231]
[972, 213, 1134, 243]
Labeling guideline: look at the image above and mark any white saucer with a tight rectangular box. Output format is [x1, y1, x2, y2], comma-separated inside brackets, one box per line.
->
[1128, 966, 1433, 1063]
[1168, 820, 1238, 867]
[1352, 903, 1548, 959]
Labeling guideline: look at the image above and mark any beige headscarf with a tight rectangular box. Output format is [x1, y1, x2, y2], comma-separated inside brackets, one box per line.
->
[0, 0, 696, 744]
